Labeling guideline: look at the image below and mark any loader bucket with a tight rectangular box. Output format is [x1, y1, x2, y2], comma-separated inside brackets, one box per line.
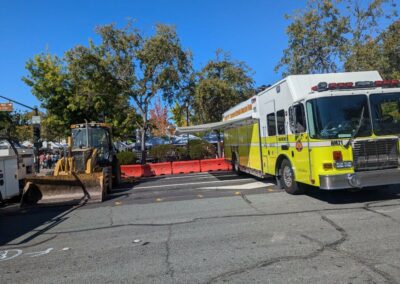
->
[21, 168, 112, 206]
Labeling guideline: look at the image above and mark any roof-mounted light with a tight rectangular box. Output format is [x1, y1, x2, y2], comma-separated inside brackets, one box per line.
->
[311, 79, 399, 92]
[375, 79, 399, 87]
[355, 81, 374, 88]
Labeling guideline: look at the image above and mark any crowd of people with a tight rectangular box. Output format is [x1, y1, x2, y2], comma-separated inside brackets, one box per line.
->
[39, 152, 62, 169]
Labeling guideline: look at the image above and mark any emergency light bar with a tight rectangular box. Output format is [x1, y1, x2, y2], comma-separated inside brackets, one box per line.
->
[311, 79, 400, 92]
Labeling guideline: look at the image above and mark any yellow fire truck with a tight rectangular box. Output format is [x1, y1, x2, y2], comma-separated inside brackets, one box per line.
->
[177, 71, 400, 194]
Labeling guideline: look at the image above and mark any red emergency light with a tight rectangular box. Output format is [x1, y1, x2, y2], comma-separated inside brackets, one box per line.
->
[311, 79, 399, 92]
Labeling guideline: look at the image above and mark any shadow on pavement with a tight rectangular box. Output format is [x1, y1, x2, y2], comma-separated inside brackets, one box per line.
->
[0, 202, 77, 248]
[117, 171, 245, 188]
[305, 185, 400, 205]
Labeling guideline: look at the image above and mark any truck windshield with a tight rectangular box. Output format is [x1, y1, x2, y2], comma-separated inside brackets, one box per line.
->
[306, 95, 371, 139]
[370, 92, 400, 135]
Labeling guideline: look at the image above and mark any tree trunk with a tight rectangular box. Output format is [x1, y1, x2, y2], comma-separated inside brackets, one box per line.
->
[140, 128, 146, 164]
[140, 112, 148, 165]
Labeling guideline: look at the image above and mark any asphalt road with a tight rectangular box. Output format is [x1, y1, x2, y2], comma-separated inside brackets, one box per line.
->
[1, 171, 400, 283]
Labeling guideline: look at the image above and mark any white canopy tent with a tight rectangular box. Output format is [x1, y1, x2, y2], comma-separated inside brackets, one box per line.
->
[175, 114, 257, 135]
[175, 114, 257, 158]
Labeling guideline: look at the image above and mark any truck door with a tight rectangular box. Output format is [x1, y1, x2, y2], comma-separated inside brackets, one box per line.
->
[263, 100, 278, 174]
[289, 103, 311, 184]
[1, 157, 19, 199]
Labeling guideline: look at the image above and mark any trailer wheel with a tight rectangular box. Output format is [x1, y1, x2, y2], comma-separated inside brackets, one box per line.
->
[280, 159, 304, 195]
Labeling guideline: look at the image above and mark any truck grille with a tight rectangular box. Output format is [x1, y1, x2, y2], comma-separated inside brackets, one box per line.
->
[353, 138, 399, 171]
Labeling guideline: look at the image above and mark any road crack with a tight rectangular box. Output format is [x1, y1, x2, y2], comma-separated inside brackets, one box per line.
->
[305, 215, 396, 284]
[165, 225, 175, 278]
[206, 215, 346, 283]
[239, 192, 266, 214]
[207, 215, 396, 284]
[30, 202, 400, 236]
[363, 201, 400, 225]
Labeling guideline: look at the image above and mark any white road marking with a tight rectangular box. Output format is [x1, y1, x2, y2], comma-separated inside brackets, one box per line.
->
[199, 181, 274, 190]
[0, 249, 22, 261]
[134, 178, 256, 190]
[25, 248, 54, 257]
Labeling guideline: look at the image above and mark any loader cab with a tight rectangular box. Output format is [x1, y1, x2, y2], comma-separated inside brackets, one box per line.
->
[71, 123, 115, 168]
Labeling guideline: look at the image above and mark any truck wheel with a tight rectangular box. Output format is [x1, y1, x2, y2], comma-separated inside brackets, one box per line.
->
[280, 159, 304, 195]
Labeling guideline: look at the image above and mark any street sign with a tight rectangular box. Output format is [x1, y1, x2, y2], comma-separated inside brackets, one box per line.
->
[31, 116, 41, 125]
[0, 103, 13, 112]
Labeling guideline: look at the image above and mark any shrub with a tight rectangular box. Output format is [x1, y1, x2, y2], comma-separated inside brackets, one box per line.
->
[175, 146, 189, 161]
[150, 144, 174, 162]
[188, 140, 216, 160]
[117, 151, 137, 165]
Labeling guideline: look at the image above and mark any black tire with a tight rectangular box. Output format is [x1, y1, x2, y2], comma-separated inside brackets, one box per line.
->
[112, 158, 121, 188]
[232, 153, 242, 175]
[280, 159, 304, 195]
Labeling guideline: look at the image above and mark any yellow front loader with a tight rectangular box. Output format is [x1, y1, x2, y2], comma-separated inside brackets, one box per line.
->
[21, 122, 121, 206]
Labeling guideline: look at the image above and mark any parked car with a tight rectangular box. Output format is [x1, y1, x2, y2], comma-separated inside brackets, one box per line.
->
[172, 134, 201, 145]
[202, 132, 224, 144]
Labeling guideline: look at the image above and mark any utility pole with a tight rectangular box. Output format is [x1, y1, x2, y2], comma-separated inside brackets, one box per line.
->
[0, 95, 42, 173]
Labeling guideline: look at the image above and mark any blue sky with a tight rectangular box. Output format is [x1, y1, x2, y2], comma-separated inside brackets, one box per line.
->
[0, 0, 308, 111]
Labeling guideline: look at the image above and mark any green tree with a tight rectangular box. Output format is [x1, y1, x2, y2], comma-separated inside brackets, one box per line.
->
[194, 50, 255, 123]
[380, 20, 400, 79]
[0, 112, 14, 137]
[23, 49, 138, 140]
[275, 0, 348, 75]
[277, 0, 398, 76]
[344, 0, 398, 72]
[23, 54, 72, 137]
[172, 70, 197, 127]
[94, 23, 191, 163]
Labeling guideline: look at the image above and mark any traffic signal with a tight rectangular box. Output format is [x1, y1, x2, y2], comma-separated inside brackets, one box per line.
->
[33, 125, 41, 143]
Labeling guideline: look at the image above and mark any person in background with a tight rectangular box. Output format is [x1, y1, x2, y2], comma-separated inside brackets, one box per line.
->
[52, 153, 59, 167]
[39, 152, 45, 169]
[46, 153, 52, 169]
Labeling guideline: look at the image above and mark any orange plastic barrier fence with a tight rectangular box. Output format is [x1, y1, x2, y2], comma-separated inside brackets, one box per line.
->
[121, 159, 232, 178]
[142, 162, 172, 177]
[120, 165, 143, 178]
[200, 158, 231, 172]
[172, 160, 201, 174]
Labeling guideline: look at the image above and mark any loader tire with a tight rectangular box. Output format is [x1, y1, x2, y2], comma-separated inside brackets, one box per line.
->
[112, 160, 121, 187]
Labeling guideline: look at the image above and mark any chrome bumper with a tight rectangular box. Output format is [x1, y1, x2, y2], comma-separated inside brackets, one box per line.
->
[319, 168, 400, 190]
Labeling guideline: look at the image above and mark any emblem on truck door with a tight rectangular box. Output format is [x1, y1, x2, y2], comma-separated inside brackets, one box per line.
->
[295, 141, 303, 152]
